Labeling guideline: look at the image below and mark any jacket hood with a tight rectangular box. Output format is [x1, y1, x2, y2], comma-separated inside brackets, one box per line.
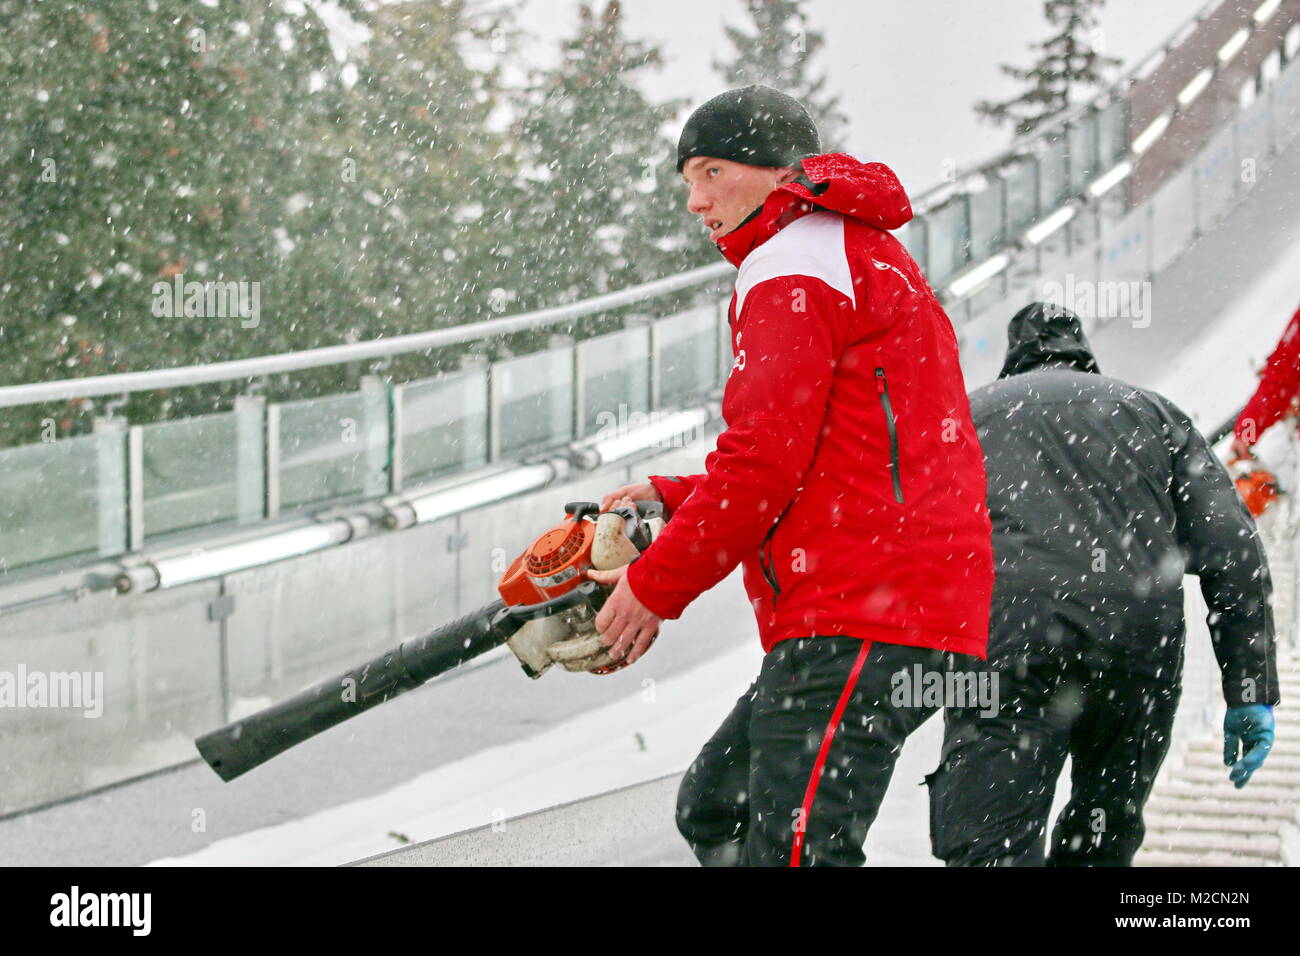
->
[998, 302, 1101, 378]
[716, 152, 913, 267]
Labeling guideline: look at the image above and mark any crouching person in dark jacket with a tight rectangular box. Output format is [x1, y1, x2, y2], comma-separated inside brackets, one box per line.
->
[928, 302, 1280, 867]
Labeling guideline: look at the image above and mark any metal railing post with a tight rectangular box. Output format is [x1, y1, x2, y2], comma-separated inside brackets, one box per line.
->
[568, 334, 587, 442]
[390, 383, 406, 494]
[93, 417, 128, 557]
[648, 318, 663, 412]
[234, 394, 266, 525]
[266, 403, 282, 519]
[127, 425, 144, 551]
[360, 375, 389, 499]
[487, 362, 503, 464]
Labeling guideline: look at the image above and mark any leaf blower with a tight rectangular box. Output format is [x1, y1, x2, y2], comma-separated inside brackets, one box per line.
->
[1228, 455, 1279, 517]
[194, 500, 664, 782]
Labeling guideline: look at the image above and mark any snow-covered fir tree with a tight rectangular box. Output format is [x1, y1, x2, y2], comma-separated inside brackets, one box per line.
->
[508, 1, 713, 345]
[714, 0, 847, 151]
[975, 0, 1121, 138]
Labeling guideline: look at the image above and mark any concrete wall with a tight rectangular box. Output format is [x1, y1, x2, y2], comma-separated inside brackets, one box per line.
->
[0, 437, 715, 815]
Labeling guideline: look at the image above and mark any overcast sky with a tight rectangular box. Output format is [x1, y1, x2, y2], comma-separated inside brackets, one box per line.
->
[511, 0, 1209, 195]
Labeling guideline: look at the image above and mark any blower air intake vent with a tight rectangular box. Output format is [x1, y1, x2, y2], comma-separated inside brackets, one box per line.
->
[526, 526, 586, 575]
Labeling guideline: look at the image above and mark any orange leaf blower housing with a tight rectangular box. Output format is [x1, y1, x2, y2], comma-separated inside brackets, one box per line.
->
[497, 515, 596, 607]
[1234, 468, 1279, 517]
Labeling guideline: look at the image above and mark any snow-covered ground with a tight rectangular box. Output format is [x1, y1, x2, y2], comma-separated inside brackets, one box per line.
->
[150, 618, 762, 866]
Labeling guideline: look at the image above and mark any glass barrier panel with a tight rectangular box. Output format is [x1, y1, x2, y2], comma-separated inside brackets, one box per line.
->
[894, 219, 926, 274]
[1068, 205, 1100, 261]
[0, 432, 106, 569]
[1033, 206, 1074, 290]
[1097, 99, 1129, 167]
[655, 306, 718, 408]
[399, 370, 489, 483]
[495, 349, 575, 458]
[968, 177, 1006, 262]
[1004, 246, 1041, 309]
[579, 326, 651, 435]
[1068, 111, 1099, 191]
[141, 412, 240, 538]
[278, 391, 387, 510]
[906, 218, 928, 273]
[924, 197, 970, 287]
[1038, 135, 1069, 210]
[1002, 158, 1039, 235]
[965, 269, 1007, 323]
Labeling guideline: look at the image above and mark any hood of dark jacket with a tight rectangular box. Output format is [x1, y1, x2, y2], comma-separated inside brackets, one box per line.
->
[716, 152, 913, 267]
[998, 301, 1101, 379]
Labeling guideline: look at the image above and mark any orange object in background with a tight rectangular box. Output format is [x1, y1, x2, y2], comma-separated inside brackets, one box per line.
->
[1229, 457, 1280, 517]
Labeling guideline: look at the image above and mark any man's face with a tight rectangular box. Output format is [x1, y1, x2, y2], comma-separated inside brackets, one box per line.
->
[681, 156, 798, 242]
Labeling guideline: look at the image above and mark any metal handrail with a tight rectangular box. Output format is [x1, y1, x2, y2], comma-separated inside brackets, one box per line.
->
[0, 263, 731, 409]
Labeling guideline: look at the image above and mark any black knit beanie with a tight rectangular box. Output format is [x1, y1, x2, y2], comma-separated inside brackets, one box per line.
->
[676, 85, 821, 173]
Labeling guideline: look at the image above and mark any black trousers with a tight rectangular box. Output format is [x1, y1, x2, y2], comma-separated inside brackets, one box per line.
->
[676, 636, 955, 867]
[927, 599, 1182, 867]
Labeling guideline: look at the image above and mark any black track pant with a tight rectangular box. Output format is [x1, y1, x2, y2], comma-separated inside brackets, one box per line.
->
[676, 636, 956, 867]
[928, 649, 1180, 867]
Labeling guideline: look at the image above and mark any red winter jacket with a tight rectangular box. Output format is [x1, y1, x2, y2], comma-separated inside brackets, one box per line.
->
[1235, 302, 1300, 447]
[624, 152, 993, 657]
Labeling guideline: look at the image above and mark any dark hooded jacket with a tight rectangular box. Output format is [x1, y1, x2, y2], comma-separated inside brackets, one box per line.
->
[969, 302, 1278, 705]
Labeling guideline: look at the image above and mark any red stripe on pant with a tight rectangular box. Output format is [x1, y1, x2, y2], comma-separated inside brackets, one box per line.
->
[789, 639, 873, 867]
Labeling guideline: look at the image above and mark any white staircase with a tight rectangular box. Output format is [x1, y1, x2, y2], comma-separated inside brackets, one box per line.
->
[1137, 498, 1300, 867]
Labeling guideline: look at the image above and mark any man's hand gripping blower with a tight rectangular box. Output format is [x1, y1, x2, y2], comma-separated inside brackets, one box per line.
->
[193, 500, 664, 782]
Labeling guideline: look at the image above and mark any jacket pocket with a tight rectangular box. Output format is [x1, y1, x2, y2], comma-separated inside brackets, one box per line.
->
[874, 366, 904, 504]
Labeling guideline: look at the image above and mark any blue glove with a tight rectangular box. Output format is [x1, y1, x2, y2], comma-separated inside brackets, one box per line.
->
[1223, 705, 1274, 788]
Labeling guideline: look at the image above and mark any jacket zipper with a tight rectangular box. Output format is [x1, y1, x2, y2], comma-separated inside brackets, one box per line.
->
[759, 501, 794, 607]
[875, 367, 904, 504]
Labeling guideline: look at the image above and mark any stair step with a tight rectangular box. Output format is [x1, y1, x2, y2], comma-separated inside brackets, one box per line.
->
[1129, 523, 1298, 867]
[1170, 764, 1300, 787]
[1188, 737, 1300, 756]
[1136, 849, 1277, 867]
[1161, 780, 1298, 803]
[1145, 798, 1297, 823]
[1140, 829, 1280, 857]
[1184, 750, 1300, 771]
[1142, 810, 1288, 833]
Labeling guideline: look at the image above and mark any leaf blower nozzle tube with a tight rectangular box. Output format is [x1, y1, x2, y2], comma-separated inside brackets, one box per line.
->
[195, 582, 606, 781]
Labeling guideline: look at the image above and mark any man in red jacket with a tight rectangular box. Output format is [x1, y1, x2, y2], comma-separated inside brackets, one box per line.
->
[587, 86, 993, 866]
[1232, 300, 1300, 459]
